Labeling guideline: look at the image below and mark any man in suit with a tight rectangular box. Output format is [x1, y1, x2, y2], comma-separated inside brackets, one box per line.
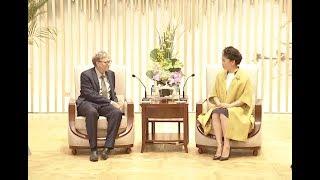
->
[76, 50, 123, 162]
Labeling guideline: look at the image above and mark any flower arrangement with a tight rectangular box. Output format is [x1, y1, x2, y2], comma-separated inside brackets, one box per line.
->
[146, 23, 184, 87]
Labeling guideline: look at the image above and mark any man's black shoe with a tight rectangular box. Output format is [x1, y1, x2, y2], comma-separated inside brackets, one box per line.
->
[100, 148, 111, 160]
[89, 150, 99, 162]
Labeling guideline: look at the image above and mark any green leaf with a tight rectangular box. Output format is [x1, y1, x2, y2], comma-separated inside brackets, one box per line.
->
[146, 70, 155, 80]
[150, 49, 160, 62]
[28, 20, 58, 46]
[168, 68, 181, 72]
[28, 0, 57, 46]
[162, 58, 173, 70]
[28, 0, 49, 23]
[173, 60, 184, 68]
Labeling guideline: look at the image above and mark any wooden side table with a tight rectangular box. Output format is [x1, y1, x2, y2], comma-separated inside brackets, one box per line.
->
[140, 102, 189, 153]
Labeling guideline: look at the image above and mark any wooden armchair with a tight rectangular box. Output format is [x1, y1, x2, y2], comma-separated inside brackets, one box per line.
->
[195, 64, 262, 156]
[68, 64, 134, 155]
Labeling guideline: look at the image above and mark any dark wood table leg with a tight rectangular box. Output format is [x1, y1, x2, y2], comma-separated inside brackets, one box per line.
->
[184, 104, 189, 153]
[152, 122, 155, 140]
[141, 107, 146, 153]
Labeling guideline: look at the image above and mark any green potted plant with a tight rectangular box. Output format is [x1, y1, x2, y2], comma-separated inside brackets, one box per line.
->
[28, 0, 57, 156]
[146, 23, 184, 97]
[28, 0, 57, 46]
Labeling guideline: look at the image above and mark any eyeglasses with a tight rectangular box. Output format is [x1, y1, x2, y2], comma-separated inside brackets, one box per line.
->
[99, 60, 112, 64]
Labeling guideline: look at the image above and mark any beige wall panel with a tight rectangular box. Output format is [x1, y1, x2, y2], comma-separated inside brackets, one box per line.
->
[28, 0, 292, 113]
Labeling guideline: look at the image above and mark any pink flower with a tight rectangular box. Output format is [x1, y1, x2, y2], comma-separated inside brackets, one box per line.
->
[153, 74, 160, 81]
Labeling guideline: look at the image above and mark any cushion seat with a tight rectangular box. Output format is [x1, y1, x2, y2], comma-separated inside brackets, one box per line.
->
[75, 115, 127, 138]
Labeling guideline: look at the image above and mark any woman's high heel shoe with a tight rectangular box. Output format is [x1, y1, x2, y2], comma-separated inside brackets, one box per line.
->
[213, 155, 221, 160]
[213, 146, 223, 160]
[220, 146, 231, 161]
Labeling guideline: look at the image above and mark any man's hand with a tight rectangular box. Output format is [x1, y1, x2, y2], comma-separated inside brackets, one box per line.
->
[118, 101, 124, 112]
[111, 101, 121, 109]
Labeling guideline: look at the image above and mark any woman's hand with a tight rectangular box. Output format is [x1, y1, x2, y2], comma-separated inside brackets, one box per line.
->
[218, 103, 232, 109]
[218, 100, 244, 108]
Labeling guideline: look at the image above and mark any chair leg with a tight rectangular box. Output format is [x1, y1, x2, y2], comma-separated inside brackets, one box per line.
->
[198, 148, 204, 154]
[126, 148, 132, 154]
[72, 149, 77, 155]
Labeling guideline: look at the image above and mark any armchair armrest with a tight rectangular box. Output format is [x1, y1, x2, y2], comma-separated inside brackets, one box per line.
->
[118, 98, 134, 137]
[254, 99, 262, 123]
[68, 98, 76, 123]
[68, 98, 88, 139]
[248, 99, 262, 137]
[196, 98, 207, 118]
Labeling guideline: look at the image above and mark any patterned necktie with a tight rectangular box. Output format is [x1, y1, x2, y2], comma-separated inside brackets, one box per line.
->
[100, 75, 110, 99]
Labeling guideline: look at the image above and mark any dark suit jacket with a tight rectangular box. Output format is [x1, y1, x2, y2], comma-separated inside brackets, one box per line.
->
[76, 67, 118, 109]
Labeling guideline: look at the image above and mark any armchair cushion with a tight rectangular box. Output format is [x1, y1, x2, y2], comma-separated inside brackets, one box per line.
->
[75, 115, 127, 138]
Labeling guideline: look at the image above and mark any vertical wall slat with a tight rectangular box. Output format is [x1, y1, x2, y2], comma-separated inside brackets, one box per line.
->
[99, 0, 103, 50]
[237, 0, 243, 62]
[230, 0, 235, 45]
[138, 0, 142, 102]
[245, 0, 251, 63]
[198, 0, 203, 102]
[203, 0, 211, 98]
[83, 0, 88, 64]
[253, 0, 259, 64]
[91, 0, 96, 55]
[206, 0, 211, 65]
[65, 0, 74, 105]
[115, 0, 119, 64]
[60, 0, 66, 112]
[182, 0, 187, 96]
[123, 0, 127, 65]
[107, 0, 111, 56]
[285, 0, 292, 112]
[269, 0, 274, 112]
[88, 0, 91, 19]
[52, 0, 57, 112]
[130, 0, 135, 106]
[189, 0, 196, 107]
[277, 0, 283, 112]
[72, 1, 81, 64]
[213, 0, 219, 64]
[153, 0, 157, 48]
[261, 0, 266, 109]
[221, 0, 226, 49]
[45, 2, 50, 112]
[161, 0, 164, 26]
[28, 44, 33, 112]
[169, 0, 173, 21]
[38, 2, 44, 112]
[174, 0, 179, 23]
[146, 0, 150, 90]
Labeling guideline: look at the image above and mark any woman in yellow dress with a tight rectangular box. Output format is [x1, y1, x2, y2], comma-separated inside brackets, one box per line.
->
[198, 46, 254, 161]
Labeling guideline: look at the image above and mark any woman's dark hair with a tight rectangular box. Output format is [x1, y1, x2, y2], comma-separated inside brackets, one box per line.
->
[222, 46, 242, 65]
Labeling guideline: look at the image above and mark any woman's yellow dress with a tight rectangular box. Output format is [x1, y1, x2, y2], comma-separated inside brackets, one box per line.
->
[197, 69, 255, 141]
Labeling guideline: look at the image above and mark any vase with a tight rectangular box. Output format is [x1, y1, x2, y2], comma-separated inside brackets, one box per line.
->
[156, 84, 175, 98]
[159, 88, 174, 97]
